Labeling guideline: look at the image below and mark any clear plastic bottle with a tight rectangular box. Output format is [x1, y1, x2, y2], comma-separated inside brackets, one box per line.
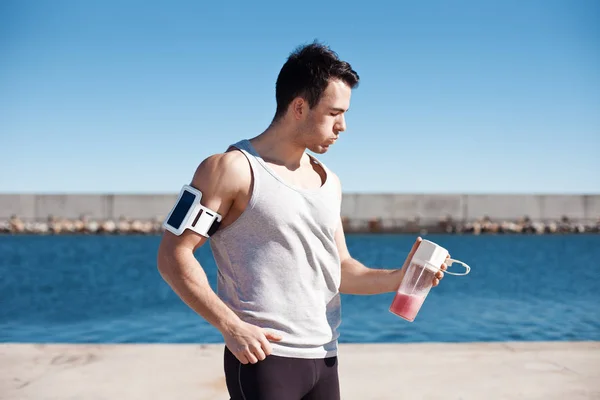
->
[390, 240, 469, 322]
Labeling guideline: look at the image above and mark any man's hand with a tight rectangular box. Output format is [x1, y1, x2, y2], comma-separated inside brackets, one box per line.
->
[401, 237, 447, 287]
[433, 257, 447, 287]
[222, 321, 283, 364]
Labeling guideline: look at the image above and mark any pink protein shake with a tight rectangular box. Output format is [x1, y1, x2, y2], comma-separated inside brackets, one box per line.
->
[389, 292, 425, 322]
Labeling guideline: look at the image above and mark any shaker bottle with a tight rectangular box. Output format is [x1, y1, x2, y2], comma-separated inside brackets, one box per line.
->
[389, 239, 470, 322]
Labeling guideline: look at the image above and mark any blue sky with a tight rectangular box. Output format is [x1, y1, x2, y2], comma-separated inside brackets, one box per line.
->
[1, 0, 598, 194]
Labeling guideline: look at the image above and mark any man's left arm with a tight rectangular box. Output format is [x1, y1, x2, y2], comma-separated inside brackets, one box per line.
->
[335, 221, 432, 294]
[331, 174, 445, 295]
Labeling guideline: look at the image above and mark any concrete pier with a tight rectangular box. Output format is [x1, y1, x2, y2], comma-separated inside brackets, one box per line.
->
[1, 342, 598, 399]
[1, 193, 599, 223]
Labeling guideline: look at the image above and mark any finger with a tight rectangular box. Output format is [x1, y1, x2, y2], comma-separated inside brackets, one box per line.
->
[264, 331, 282, 342]
[432, 278, 440, 287]
[260, 336, 273, 356]
[436, 271, 445, 280]
[245, 351, 258, 364]
[237, 353, 249, 365]
[440, 263, 447, 271]
[407, 237, 422, 258]
[252, 345, 267, 361]
[402, 237, 422, 269]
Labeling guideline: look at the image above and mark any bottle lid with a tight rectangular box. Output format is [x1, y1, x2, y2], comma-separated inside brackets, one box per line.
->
[412, 239, 449, 273]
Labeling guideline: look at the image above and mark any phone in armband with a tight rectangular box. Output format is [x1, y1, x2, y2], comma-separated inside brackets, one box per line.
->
[162, 185, 222, 237]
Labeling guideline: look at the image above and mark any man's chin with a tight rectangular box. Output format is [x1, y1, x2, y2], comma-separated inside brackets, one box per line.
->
[308, 144, 330, 154]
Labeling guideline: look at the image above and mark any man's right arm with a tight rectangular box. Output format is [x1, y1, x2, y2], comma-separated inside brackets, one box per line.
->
[156, 151, 281, 364]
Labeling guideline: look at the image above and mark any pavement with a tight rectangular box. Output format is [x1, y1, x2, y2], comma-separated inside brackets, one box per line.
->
[1, 341, 599, 399]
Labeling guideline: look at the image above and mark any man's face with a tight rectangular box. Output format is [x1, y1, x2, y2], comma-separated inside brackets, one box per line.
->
[302, 79, 352, 154]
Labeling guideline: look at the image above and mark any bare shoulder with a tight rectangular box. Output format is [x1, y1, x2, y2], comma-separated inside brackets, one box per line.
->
[327, 169, 342, 195]
[191, 150, 250, 197]
[157, 150, 250, 254]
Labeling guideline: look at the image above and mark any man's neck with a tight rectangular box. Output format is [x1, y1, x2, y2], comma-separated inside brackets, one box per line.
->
[250, 124, 308, 170]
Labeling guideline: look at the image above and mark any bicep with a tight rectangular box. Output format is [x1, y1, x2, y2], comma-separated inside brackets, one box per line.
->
[160, 153, 243, 254]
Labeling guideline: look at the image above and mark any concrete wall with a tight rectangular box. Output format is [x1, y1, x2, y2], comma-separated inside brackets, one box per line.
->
[342, 194, 465, 224]
[584, 195, 600, 220]
[111, 195, 178, 220]
[1, 193, 599, 222]
[0, 195, 36, 220]
[34, 195, 110, 220]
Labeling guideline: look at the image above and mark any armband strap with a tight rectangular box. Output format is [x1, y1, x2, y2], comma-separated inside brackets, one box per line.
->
[162, 185, 222, 237]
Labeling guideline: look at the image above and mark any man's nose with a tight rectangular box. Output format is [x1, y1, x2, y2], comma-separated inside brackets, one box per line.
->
[337, 115, 346, 132]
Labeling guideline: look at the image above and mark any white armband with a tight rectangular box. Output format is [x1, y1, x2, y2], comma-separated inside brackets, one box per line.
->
[162, 185, 222, 237]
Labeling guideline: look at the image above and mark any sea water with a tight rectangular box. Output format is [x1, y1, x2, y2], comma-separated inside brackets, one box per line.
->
[1, 234, 599, 343]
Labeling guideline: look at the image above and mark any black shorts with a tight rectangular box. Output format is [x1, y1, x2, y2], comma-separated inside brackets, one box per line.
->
[223, 346, 340, 400]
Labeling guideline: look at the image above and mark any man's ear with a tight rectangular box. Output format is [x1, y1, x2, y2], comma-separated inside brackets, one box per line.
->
[291, 97, 307, 120]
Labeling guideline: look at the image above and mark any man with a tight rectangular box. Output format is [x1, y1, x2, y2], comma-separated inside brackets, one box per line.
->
[157, 42, 446, 400]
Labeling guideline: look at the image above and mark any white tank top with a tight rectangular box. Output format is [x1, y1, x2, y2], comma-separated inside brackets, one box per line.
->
[209, 139, 342, 359]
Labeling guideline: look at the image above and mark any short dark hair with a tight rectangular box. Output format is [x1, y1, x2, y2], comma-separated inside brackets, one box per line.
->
[274, 42, 360, 120]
